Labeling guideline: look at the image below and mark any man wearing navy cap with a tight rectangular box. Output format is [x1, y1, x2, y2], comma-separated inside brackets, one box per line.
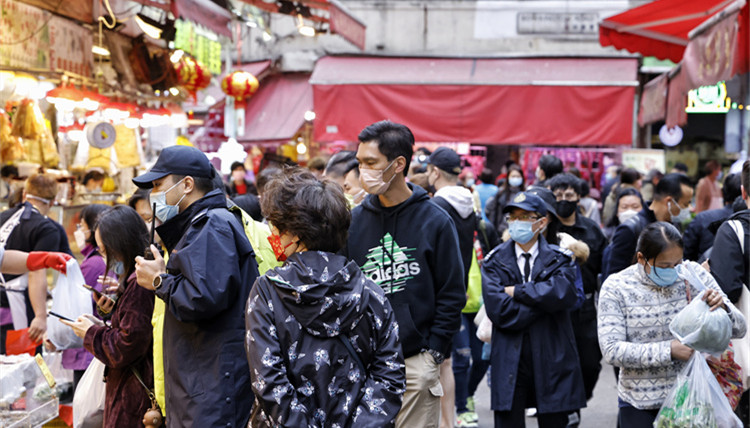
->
[133, 145, 259, 427]
[482, 191, 586, 428]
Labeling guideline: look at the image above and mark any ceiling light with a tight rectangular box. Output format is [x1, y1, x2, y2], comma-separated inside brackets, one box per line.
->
[304, 110, 315, 121]
[170, 49, 184, 63]
[92, 44, 110, 56]
[296, 14, 315, 37]
[296, 142, 307, 155]
[169, 87, 180, 96]
[135, 13, 162, 39]
[262, 31, 273, 42]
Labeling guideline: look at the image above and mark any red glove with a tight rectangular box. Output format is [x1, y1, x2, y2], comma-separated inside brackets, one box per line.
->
[26, 252, 73, 274]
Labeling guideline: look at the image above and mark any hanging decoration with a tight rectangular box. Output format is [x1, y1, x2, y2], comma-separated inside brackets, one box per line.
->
[221, 71, 259, 103]
[175, 56, 211, 100]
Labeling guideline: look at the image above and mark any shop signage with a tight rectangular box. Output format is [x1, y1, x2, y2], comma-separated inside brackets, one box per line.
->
[0, 0, 50, 69]
[175, 20, 222, 75]
[683, 9, 739, 89]
[622, 149, 665, 174]
[686, 81, 730, 113]
[49, 16, 93, 76]
[517, 12, 599, 35]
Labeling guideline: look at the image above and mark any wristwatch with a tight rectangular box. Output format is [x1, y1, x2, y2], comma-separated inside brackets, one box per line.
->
[152, 273, 167, 290]
[427, 349, 445, 365]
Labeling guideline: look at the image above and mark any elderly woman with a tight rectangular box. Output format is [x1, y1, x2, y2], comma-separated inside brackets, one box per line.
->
[598, 222, 746, 427]
[245, 167, 405, 427]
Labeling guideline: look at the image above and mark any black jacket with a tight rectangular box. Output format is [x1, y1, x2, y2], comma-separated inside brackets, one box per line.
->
[603, 208, 656, 280]
[709, 209, 750, 303]
[155, 189, 259, 427]
[482, 237, 586, 412]
[246, 251, 406, 427]
[683, 205, 733, 261]
[432, 190, 476, 287]
[558, 213, 607, 295]
[345, 184, 466, 358]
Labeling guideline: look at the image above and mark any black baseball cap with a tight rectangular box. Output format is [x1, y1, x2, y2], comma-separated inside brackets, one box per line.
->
[133, 146, 214, 189]
[427, 147, 462, 175]
[503, 191, 548, 216]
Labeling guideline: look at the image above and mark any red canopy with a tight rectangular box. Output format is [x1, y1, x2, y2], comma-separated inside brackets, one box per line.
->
[311, 56, 639, 146]
[600, 0, 748, 75]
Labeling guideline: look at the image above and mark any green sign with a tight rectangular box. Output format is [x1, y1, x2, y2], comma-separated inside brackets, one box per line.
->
[174, 20, 222, 75]
[686, 81, 730, 114]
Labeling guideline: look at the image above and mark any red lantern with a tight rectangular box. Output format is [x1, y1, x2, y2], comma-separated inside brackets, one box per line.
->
[221, 71, 259, 103]
[175, 57, 211, 99]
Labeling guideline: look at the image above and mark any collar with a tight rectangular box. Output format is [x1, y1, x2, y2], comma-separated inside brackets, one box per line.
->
[156, 189, 228, 252]
[80, 244, 97, 258]
[515, 240, 539, 259]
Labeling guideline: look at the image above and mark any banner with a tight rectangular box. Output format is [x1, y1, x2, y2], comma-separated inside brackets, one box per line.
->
[638, 73, 668, 126]
[49, 16, 93, 76]
[622, 149, 666, 174]
[0, 0, 50, 69]
[683, 9, 739, 89]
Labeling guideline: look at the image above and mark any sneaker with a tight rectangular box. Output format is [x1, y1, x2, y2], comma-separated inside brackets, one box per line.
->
[466, 396, 476, 413]
[526, 408, 537, 417]
[455, 412, 479, 428]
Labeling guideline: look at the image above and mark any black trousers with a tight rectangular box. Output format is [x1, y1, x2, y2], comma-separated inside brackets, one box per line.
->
[571, 299, 602, 401]
[617, 405, 659, 428]
[494, 335, 569, 428]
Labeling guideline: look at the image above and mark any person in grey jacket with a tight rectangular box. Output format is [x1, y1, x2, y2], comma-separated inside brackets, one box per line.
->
[246, 167, 405, 427]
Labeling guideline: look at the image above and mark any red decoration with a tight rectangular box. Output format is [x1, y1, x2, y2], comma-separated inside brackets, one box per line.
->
[221, 71, 259, 103]
[175, 57, 211, 99]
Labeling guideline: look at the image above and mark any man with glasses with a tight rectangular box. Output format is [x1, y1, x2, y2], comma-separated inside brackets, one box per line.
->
[482, 191, 585, 428]
[604, 173, 693, 280]
[547, 174, 607, 425]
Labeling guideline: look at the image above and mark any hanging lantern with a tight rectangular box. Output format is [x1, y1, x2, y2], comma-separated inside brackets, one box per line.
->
[221, 71, 259, 103]
[175, 56, 211, 99]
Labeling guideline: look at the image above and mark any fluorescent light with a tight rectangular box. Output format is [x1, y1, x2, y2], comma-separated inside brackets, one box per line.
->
[296, 14, 315, 37]
[296, 142, 307, 155]
[135, 14, 162, 39]
[170, 50, 184, 63]
[262, 31, 273, 42]
[92, 44, 110, 56]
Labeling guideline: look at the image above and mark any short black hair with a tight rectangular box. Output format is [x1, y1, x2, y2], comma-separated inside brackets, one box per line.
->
[358, 120, 415, 174]
[261, 167, 350, 253]
[620, 168, 642, 185]
[1, 165, 18, 179]
[723, 173, 742, 204]
[637, 221, 683, 262]
[95, 205, 149, 289]
[171, 174, 215, 194]
[653, 173, 692, 201]
[579, 180, 590, 198]
[233, 194, 263, 222]
[324, 151, 358, 178]
[81, 204, 110, 247]
[673, 162, 688, 173]
[479, 168, 494, 184]
[83, 170, 105, 186]
[742, 160, 750, 195]
[230, 161, 245, 172]
[538, 155, 563, 180]
[547, 173, 582, 196]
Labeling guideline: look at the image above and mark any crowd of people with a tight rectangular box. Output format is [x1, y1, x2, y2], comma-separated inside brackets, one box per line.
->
[0, 119, 748, 428]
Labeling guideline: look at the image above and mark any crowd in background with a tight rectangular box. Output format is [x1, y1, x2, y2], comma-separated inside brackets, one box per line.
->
[0, 120, 748, 428]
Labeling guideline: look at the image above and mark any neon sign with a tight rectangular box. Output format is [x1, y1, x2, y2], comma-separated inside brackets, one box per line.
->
[686, 81, 730, 113]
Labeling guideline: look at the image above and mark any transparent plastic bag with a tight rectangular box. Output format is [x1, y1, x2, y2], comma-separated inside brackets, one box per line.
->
[654, 353, 742, 428]
[46, 260, 92, 350]
[72, 358, 105, 428]
[669, 289, 733, 355]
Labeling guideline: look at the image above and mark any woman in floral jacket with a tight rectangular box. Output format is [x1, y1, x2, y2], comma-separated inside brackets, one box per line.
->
[245, 167, 405, 427]
[598, 222, 746, 427]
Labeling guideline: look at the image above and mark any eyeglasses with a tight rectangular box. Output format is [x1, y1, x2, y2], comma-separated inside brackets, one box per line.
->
[553, 191, 578, 201]
[505, 214, 541, 223]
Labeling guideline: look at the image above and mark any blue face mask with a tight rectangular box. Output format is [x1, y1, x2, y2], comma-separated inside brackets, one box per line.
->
[150, 179, 186, 223]
[508, 177, 523, 188]
[646, 261, 679, 287]
[113, 261, 124, 276]
[508, 219, 539, 245]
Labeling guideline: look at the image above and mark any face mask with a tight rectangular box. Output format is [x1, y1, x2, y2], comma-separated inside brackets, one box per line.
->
[669, 201, 691, 223]
[359, 161, 397, 195]
[232, 172, 245, 182]
[618, 209, 639, 224]
[508, 177, 523, 188]
[107, 259, 124, 276]
[646, 261, 678, 287]
[716, 171, 723, 182]
[508, 219, 540, 245]
[465, 179, 475, 188]
[267, 234, 297, 262]
[74, 229, 87, 250]
[150, 179, 186, 223]
[555, 200, 578, 218]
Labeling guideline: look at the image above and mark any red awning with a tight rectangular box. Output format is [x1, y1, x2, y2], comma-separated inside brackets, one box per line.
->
[599, 0, 748, 75]
[310, 56, 639, 146]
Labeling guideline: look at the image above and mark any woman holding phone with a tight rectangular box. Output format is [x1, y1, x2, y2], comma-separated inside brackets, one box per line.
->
[61, 206, 155, 427]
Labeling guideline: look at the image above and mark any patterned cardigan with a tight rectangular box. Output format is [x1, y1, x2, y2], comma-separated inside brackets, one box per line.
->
[597, 261, 746, 409]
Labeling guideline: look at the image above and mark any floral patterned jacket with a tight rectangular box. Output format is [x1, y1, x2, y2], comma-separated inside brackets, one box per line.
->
[245, 251, 406, 427]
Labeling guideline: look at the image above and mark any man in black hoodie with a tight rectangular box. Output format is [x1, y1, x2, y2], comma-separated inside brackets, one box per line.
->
[346, 120, 466, 428]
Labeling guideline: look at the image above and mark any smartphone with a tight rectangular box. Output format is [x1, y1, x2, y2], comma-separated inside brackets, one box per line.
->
[81, 283, 103, 298]
[49, 311, 74, 322]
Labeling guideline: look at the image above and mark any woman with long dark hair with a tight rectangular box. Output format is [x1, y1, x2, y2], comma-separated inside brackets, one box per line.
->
[486, 164, 525, 234]
[61, 206, 155, 427]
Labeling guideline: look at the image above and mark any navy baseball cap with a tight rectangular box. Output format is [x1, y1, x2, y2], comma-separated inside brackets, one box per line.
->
[503, 191, 548, 216]
[133, 146, 214, 189]
[525, 186, 558, 218]
[427, 147, 462, 175]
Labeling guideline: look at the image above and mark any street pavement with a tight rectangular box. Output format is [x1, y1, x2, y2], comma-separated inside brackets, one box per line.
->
[473, 360, 618, 428]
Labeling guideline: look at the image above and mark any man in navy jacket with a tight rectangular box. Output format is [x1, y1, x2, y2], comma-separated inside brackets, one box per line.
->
[482, 191, 585, 427]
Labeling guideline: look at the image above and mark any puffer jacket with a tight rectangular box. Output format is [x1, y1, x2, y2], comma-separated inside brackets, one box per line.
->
[246, 251, 406, 428]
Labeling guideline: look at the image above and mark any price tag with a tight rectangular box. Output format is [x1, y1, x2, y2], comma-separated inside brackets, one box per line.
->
[35, 354, 57, 389]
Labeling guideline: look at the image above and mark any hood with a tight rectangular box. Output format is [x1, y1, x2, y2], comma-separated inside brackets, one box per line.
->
[434, 186, 475, 218]
[156, 189, 228, 252]
[264, 251, 370, 337]
[360, 183, 431, 216]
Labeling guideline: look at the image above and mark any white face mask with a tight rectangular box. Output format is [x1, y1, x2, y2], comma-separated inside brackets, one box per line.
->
[74, 229, 87, 250]
[669, 200, 691, 223]
[359, 160, 397, 195]
[617, 209, 639, 225]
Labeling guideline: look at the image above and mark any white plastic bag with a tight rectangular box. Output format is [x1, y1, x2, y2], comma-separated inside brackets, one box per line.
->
[73, 358, 106, 428]
[654, 353, 742, 428]
[46, 259, 92, 350]
[474, 306, 493, 344]
[670, 290, 733, 355]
